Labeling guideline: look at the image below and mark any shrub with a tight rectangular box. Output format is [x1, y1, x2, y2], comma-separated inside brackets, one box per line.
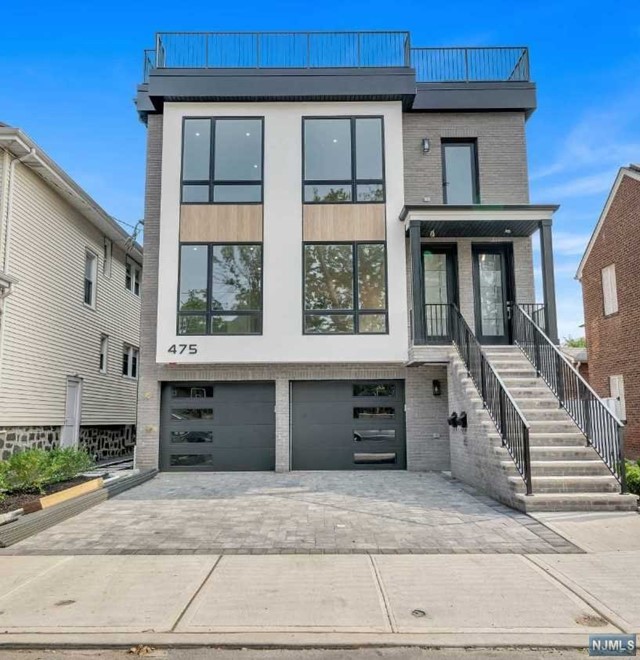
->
[0, 448, 93, 495]
[626, 460, 640, 496]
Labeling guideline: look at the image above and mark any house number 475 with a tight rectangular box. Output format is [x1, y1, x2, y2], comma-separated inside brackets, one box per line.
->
[168, 344, 198, 355]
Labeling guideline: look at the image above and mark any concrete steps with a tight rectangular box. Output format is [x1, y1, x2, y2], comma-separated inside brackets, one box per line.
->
[484, 345, 637, 512]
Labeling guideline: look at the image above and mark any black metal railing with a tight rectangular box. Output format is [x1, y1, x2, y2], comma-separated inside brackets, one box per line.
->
[450, 304, 533, 494]
[516, 303, 546, 335]
[150, 31, 410, 75]
[425, 303, 452, 343]
[512, 304, 626, 490]
[410, 46, 529, 82]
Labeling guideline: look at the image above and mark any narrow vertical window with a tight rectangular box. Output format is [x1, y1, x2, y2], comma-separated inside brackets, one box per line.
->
[84, 250, 97, 307]
[99, 335, 109, 374]
[442, 140, 479, 204]
[122, 344, 139, 379]
[126, 259, 142, 296]
[103, 238, 112, 278]
[601, 264, 618, 315]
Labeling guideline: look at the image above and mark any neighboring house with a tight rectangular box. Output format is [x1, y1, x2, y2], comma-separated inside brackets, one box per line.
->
[133, 32, 635, 511]
[577, 165, 640, 459]
[0, 125, 142, 461]
[561, 347, 589, 381]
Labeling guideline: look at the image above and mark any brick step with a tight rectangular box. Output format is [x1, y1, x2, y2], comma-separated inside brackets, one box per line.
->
[509, 475, 621, 494]
[530, 460, 614, 477]
[527, 420, 581, 434]
[505, 386, 558, 398]
[526, 446, 595, 460]
[493, 369, 537, 379]
[514, 492, 638, 512]
[508, 397, 562, 409]
[518, 408, 576, 422]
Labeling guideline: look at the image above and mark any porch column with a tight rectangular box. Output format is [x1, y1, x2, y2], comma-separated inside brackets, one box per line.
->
[539, 219, 559, 344]
[409, 222, 426, 344]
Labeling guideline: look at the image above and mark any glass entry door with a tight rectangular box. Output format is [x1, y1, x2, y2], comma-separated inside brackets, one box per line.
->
[422, 246, 457, 341]
[472, 245, 512, 344]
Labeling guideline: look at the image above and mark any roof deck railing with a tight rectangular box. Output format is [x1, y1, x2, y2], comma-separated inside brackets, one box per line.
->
[142, 32, 530, 84]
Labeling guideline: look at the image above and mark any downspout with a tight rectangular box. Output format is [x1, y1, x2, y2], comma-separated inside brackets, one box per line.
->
[2, 147, 36, 274]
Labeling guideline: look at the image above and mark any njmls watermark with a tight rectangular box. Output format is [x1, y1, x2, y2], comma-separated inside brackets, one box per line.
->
[589, 634, 637, 656]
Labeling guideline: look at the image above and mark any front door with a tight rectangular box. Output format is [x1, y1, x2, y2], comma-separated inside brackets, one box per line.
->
[60, 377, 82, 448]
[472, 245, 513, 345]
[422, 246, 457, 341]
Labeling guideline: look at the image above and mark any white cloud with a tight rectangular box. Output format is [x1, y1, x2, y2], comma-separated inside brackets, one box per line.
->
[534, 171, 615, 200]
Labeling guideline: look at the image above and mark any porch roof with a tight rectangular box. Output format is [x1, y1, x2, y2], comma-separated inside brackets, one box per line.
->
[400, 204, 558, 238]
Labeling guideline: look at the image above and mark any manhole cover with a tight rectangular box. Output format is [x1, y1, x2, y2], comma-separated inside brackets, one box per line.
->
[411, 609, 427, 618]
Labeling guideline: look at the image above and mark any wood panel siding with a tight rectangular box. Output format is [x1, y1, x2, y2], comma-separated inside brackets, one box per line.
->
[180, 204, 263, 242]
[303, 204, 385, 241]
[0, 158, 140, 426]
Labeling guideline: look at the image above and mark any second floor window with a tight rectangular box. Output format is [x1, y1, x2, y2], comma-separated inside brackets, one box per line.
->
[178, 243, 263, 335]
[442, 139, 479, 204]
[122, 344, 139, 379]
[303, 242, 388, 334]
[84, 250, 97, 307]
[126, 259, 141, 296]
[181, 117, 263, 204]
[601, 264, 618, 316]
[99, 335, 109, 374]
[303, 117, 385, 203]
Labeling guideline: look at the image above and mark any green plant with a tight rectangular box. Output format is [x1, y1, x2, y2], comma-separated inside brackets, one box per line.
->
[0, 448, 93, 495]
[626, 460, 640, 496]
[563, 335, 586, 348]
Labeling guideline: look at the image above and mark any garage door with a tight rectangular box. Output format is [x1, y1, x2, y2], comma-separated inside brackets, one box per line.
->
[292, 380, 405, 470]
[160, 382, 275, 471]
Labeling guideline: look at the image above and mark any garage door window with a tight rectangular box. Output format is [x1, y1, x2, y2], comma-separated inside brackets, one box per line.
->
[170, 430, 214, 443]
[178, 244, 263, 335]
[170, 455, 215, 467]
[303, 243, 387, 334]
[353, 407, 395, 419]
[353, 383, 396, 397]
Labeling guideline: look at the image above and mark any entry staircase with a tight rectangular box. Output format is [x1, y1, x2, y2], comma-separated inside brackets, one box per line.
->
[450, 304, 638, 512]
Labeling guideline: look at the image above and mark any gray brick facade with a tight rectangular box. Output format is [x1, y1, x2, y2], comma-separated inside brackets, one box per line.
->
[403, 111, 529, 205]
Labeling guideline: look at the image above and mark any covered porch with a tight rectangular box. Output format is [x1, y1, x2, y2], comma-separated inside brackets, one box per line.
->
[402, 204, 559, 347]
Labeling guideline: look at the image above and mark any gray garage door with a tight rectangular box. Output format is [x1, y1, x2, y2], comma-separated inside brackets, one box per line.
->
[160, 382, 275, 471]
[292, 380, 406, 470]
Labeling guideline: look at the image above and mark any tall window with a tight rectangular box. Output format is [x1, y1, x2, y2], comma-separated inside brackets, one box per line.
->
[181, 118, 263, 203]
[303, 243, 387, 334]
[99, 335, 109, 374]
[126, 259, 141, 296]
[122, 344, 139, 379]
[103, 238, 112, 278]
[178, 244, 263, 335]
[303, 117, 384, 203]
[442, 140, 479, 204]
[84, 250, 97, 307]
[601, 264, 618, 316]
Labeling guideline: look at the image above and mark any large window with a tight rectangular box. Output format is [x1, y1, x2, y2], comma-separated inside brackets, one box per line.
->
[303, 243, 387, 334]
[126, 259, 141, 296]
[178, 244, 263, 335]
[181, 118, 263, 204]
[122, 344, 139, 379]
[303, 117, 384, 203]
[442, 139, 479, 204]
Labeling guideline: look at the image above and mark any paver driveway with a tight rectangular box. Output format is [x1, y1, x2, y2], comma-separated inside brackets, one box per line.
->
[2, 472, 578, 554]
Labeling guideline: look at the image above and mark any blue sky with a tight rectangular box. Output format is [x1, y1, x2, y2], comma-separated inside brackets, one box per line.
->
[2, 0, 639, 340]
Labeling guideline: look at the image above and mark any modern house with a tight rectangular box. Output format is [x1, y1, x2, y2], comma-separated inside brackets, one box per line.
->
[0, 125, 142, 461]
[135, 31, 636, 511]
[577, 164, 640, 459]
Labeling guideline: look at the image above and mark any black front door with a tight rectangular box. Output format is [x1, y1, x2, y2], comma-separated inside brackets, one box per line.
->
[472, 245, 513, 345]
[422, 245, 458, 342]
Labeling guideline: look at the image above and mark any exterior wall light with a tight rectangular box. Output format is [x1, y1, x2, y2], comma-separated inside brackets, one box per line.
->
[422, 137, 430, 154]
[432, 379, 441, 396]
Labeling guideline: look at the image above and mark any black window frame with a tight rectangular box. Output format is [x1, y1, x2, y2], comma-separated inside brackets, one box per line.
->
[177, 242, 264, 336]
[180, 116, 265, 205]
[302, 116, 386, 205]
[122, 344, 139, 379]
[302, 241, 389, 335]
[84, 249, 97, 308]
[441, 138, 480, 205]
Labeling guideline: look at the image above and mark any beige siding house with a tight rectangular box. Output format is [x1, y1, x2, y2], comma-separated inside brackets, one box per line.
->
[0, 125, 142, 461]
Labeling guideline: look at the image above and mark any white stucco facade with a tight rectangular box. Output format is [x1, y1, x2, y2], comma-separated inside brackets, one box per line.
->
[156, 101, 408, 364]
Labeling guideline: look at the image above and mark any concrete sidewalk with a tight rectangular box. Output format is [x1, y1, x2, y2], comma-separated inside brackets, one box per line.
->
[0, 510, 637, 649]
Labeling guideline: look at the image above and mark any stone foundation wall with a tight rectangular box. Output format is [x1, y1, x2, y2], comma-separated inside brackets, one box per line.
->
[79, 425, 136, 462]
[0, 427, 60, 460]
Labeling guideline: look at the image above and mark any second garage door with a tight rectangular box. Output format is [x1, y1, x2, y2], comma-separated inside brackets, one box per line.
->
[160, 381, 275, 471]
[292, 380, 406, 470]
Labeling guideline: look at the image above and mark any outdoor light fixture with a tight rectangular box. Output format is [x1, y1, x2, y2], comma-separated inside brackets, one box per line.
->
[447, 412, 458, 428]
[432, 379, 441, 396]
[458, 411, 468, 429]
[422, 137, 430, 154]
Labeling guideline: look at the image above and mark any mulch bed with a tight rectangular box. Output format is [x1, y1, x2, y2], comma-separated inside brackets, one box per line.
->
[0, 476, 95, 515]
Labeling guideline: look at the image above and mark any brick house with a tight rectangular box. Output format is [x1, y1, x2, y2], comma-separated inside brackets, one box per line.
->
[133, 31, 636, 511]
[577, 165, 640, 459]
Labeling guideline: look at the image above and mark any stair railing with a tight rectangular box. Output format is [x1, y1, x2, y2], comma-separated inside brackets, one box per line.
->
[449, 304, 533, 494]
[512, 304, 626, 491]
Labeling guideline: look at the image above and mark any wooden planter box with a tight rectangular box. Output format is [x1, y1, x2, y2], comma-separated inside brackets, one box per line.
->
[22, 477, 104, 514]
